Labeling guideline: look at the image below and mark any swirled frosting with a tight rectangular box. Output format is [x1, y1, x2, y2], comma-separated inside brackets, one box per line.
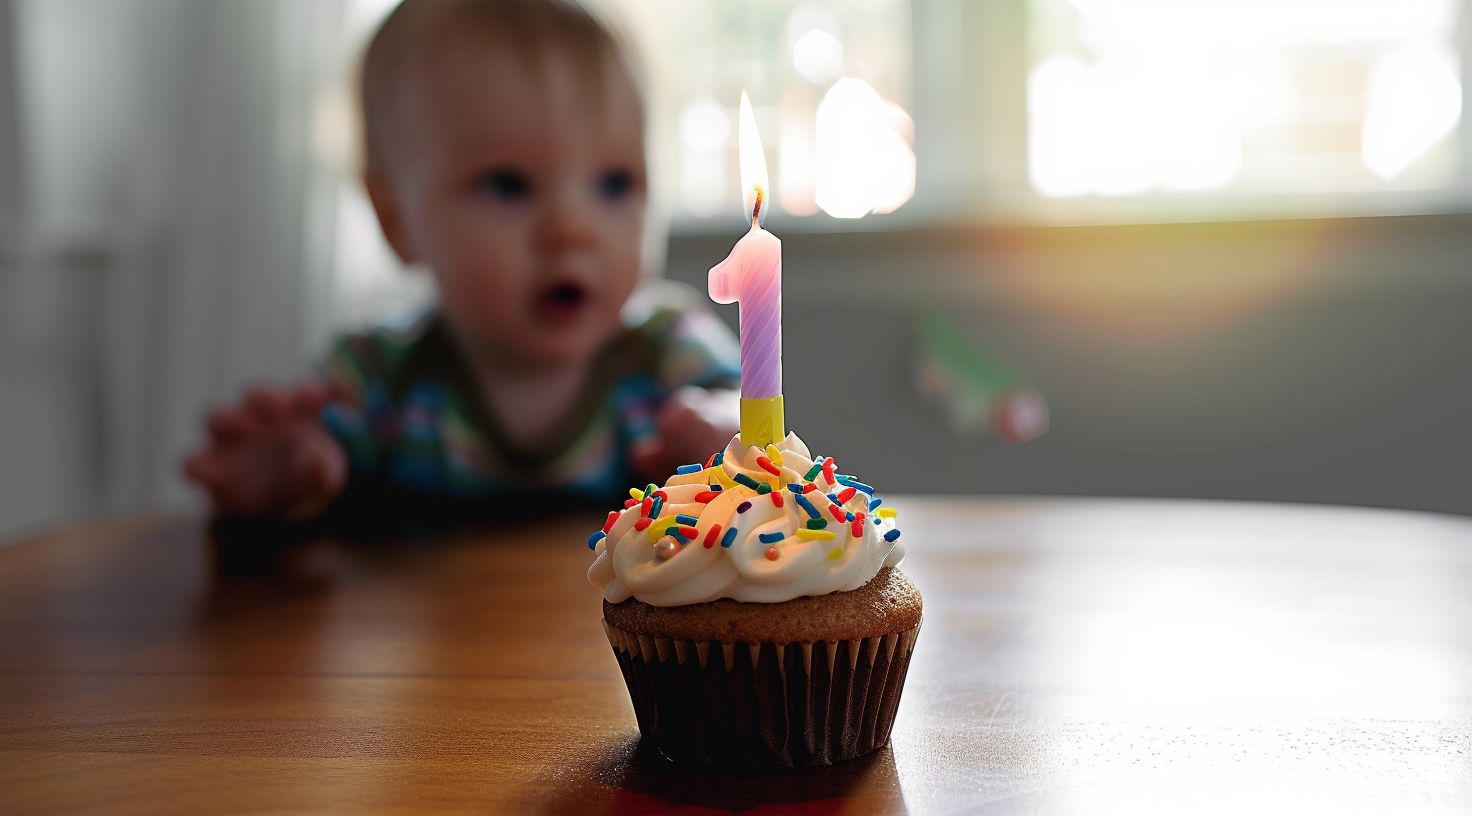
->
[587, 432, 904, 606]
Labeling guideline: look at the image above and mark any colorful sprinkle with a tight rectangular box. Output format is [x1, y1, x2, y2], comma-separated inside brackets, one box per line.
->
[672, 531, 691, 544]
[737, 501, 752, 514]
[828, 504, 848, 523]
[634, 517, 652, 532]
[733, 472, 761, 490]
[629, 487, 645, 501]
[850, 520, 864, 538]
[771, 491, 785, 508]
[703, 524, 722, 548]
[649, 496, 664, 518]
[705, 451, 717, 468]
[655, 537, 679, 561]
[806, 518, 828, 530]
[822, 458, 837, 482]
[837, 477, 874, 495]
[802, 462, 823, 481]
[641, 497, 653, 517]
[828, 547, 844, 560]
[624, 499, 638, 508]
[721, 527, 739, 548]
[756, 455, 781, 476]
[787, 483, 805, 493]
[645, 483, 658, 496]
[675, 525, 699, 539]
[836, 487, 858, 504]
[587, 530, 606, 550]
[713, 452, 724, 466]
[759, 531, 785, 544]
[757, 483, 772, 495]
[694, 490, 720, 504]
[675, 463, 702, 475]
[877, 508, 898, 519]
[846, 511, 855, 522]
[708, 484, 723, 492]
[602, 511, 619, 534]
[884, 529, 901, 542]
[803, 483, 819, 493]
[765, 546, 780, 561]
[795, 494, 820, 519]
[764, 443, 784, 466]
[868, 497, 882, 511]
[795, 528, 835, 541]
[645, 517, 679, 540]
[674, 514, 699, 526]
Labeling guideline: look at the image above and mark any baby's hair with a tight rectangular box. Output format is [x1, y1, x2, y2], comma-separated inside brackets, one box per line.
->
[359, 0, 645, 177]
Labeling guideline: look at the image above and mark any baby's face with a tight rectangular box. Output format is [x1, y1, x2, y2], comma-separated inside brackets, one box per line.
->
[378, 40, 646, 369]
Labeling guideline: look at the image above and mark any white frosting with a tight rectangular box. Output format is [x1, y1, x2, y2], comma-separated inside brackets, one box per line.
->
[588, 433, 904, 606]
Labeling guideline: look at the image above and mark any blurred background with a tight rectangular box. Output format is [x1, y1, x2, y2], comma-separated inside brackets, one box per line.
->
[1, 0, 1470, 536]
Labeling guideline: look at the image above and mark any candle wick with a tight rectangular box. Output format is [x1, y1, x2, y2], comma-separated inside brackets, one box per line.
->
[752, 187, 764, 228]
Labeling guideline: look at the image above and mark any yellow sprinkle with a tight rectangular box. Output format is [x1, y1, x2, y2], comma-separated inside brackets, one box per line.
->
[795, 528, 836, 541]
[877, 508, 898, 519]
[645, 516, 682, 541]
[764, 443, 783, 466]
[706, 466, 738, 490]
[629, 487, 645, 501]
[827, 547, 843, 560]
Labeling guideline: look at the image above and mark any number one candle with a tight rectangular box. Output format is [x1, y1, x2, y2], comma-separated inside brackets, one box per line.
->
[709, 91, 784, 449]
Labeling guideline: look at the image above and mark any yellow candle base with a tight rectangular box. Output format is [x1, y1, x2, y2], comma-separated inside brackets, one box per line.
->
[740, 396, 785, 449]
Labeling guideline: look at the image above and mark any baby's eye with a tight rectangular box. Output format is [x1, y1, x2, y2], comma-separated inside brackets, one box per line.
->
[597, 169, 636, 201]
[475, 168, 531, 201]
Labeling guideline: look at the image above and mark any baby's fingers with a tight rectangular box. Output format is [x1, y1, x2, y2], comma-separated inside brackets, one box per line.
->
[244, 386, 292, 423]
[205, 406, 259, 443]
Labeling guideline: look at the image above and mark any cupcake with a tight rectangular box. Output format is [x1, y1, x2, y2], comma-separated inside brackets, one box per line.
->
[587, 432, 920, 767]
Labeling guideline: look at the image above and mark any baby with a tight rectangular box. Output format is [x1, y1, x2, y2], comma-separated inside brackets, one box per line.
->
[184, 0, 739, 521]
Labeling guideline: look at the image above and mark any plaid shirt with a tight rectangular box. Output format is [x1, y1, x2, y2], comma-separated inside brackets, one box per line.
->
[320, 286, 739, 507]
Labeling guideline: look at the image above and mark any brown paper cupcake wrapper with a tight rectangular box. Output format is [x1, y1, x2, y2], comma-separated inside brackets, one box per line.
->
[602, 618, 921, 768]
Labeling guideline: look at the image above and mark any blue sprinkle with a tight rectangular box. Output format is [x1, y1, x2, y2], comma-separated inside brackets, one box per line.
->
[587, 530, 606, 550]
[713, 452, 724, 466]
[827, 493, 841, 506]
[733, 473, 761, 490]
[846, 512, 855, 521]
[838, 478, 874, 495]
[674, 531, 691, 544]
[649, 496, 664, 517]
[737, 501, 752, 514]
[868, 497, 882, 511]
[675, 463, 702, 475]
[708, 484, 723, 492]
[674, 514, 698, 526]
[794, 494, 820, 519]
[720, 527, 739, 548]
[759, 531, 785, 544]
[874, 516, 882, 525]
[787, 483, 805, 493]
[883, 529, 901, 542]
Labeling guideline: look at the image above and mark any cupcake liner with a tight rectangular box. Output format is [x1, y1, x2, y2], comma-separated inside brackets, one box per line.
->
[602, 619, 921, 768]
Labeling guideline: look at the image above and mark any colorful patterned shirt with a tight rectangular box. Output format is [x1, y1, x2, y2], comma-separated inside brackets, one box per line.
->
[319, 285, 740, 513]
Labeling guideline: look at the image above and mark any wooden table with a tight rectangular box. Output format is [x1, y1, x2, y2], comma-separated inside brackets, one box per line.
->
[2, 498, 1470, 814]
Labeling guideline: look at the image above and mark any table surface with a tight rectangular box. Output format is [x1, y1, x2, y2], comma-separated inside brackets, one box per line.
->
[2, 497, 1470, 815]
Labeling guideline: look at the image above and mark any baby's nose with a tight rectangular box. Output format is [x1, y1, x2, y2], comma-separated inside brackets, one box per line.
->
[537, 190, 597, 252]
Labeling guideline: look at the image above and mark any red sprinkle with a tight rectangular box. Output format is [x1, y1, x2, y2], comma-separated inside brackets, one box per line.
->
[836, 487, 858, 504]
[624, 499, 638, 508]
[641, 497, 653, 517]
[603, 511, 619, 534]
[855, 511, 867, 525]
[828, 504, 848, 523]
[802, 483, 819, 494]
[634, 518, 652, 531]
[704, 524, 722, 548]
[694, 490, 720, 504]
[756, 455, 781, 476]
[771, 491, 785, 508]
[764, 546, 780, 561]
[850, 520, 864, 538]
[706, 452, 717, 467]
[677, 525, 699, 539]
[654, 490, 669, 502]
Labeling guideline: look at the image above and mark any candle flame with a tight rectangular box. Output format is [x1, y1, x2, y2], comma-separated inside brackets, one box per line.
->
[738, 90, 770, 227]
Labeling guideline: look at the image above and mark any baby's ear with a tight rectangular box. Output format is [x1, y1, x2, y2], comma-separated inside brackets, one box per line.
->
[708, 257, 740, 304]
[364, 172, 417, 264]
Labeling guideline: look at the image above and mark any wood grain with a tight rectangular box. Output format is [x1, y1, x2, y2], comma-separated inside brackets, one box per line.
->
[2, 498, 1470, 814]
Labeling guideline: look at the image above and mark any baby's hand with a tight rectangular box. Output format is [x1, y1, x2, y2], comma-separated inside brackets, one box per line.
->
[630, 386, 739, 481]
[182, 383, 348, 519]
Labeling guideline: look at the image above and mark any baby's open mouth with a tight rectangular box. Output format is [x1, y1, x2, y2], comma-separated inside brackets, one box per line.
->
[536, 282, 590, 321]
